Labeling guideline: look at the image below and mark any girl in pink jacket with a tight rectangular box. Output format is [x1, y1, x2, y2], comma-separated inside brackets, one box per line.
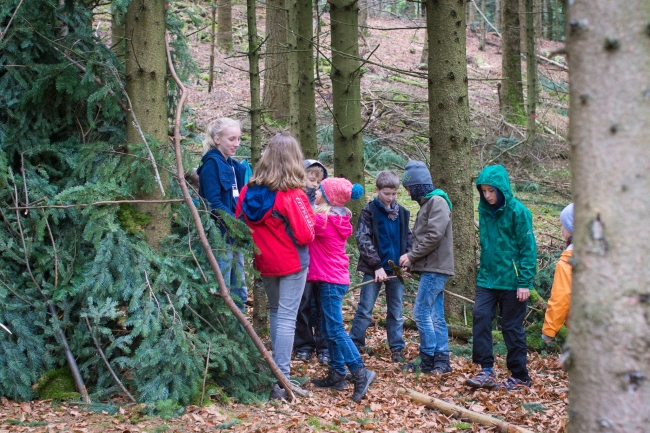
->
[309, 178, 376, 403]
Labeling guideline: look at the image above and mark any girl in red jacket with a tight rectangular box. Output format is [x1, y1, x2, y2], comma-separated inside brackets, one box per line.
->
[309, 177, 377, 403]
[236, 133, 315, 400]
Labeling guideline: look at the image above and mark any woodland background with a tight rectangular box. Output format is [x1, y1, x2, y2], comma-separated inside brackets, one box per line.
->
[1, 0, 648, 431]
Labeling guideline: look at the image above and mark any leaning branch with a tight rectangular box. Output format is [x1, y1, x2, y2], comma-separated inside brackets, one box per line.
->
[165, 33, 298, 401]
[9, 199, 184, 210]
[397, 387, 537, 433]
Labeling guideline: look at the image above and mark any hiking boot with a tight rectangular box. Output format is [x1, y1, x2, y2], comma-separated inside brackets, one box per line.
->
[465, 369, 497, 389]
[270, 383, 288, 400]
[495, 376, 530, 391]
[312, 367, 347, 391]
[431, 352, 452, 374]
[317, 350, 330, 366]
[350, 367, 376, 402]
[294, 350, 313, 363]
[390, 349, 406, 363]
[400, 351, 435, 374]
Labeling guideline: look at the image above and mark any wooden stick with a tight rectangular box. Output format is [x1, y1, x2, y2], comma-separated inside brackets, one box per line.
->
[165, 34, 296, 401]
[200, 342, 212, 406]
[9, 199, 185, 210]
[85, 317, 136, 403]
[348, 276, 398, 292]
[443, 290, 475, 305]
[397, 387, 537, 433]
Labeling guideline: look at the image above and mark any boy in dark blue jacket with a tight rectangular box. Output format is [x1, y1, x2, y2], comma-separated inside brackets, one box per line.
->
[349, 171, 412, 362]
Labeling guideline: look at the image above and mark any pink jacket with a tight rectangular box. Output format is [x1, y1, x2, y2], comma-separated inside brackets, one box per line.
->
[307, 211, 353, 285]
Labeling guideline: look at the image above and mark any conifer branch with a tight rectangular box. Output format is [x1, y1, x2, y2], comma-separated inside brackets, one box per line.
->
[84, 317, 136, 403]
[9, 170, 91, 404]
[0, 0, 25, 43]
[165, 33, 297, 401]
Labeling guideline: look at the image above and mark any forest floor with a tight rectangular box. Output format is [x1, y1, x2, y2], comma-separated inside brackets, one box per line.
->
[1, 8, 571, 433]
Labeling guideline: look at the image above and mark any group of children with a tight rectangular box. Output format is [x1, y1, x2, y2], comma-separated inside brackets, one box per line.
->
[197, 116, 575, 402]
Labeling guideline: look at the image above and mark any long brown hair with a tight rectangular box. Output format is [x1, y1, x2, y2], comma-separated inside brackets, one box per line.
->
[248, 133, 306, 191]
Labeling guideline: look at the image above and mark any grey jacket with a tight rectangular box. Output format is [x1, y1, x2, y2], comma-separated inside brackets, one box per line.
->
[406, 195, 455, 276]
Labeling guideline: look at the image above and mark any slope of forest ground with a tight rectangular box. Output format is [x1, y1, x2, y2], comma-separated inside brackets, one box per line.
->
[1, 8, 571, 433]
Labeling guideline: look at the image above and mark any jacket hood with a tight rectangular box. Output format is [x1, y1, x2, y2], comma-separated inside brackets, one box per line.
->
[476, 165, 513, 208]
[241, 185, 277, 223]
[424, 189, 452, 211]
[197, 148, 226, 176]
[319, 211, 353, 239]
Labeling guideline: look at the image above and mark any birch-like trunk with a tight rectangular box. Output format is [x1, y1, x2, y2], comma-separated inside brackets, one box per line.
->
[567, 1, 650, 431]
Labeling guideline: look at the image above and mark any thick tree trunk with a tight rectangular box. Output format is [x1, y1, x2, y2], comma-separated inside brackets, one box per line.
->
[330, 0, 365, 223]
[494, 0, 501, 33]
[500, 0, 525, 121]
[296, 0, 318, 158]
[567, 1, 650, 431]
[467, 0, 476, 26]
[427, 0, 476, 318]
[286, 0, 300, 137]
[125, 0, 170, 249]
[263, 0, 290, 123]
[246, 0, 262, 165]
[525, 0, 536, 143]
[533, 0, 542, 39]
[217, 0, 233, 52]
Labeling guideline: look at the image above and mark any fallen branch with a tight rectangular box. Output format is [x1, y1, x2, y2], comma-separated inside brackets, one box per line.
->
[85, 317, 136, 403]
[397, 387, 537, 433]
[165, 34, 297, 401]
[0, 0, 25, 43]
[0, 323, 12, 335]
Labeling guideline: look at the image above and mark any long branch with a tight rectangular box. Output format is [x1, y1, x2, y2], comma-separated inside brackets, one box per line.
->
[165, 34, 297, 401]
[9, 199, 184, 210]
[85, 317, 136, 403]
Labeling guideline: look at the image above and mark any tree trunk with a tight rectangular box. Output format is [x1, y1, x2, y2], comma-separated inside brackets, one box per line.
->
[263, 0, 291, 123]
[217, 0, 233, 52]
[111, 10, 125, 59]
[246, 0, 262, 165]
[286, 0, 300, 137]
[554, 0, 560, 41]
[419, 27, 428, 68]
[296, 0, 318, 158]
[359, 0, 369, 37]
[208, 3, 217, 93]
[533, 0, 542, 39]
[567, 1, 650, 431]
[525, 0, 536, 143]
[500, 0, 525, 121]
[125, 0, 170, 249]
[427, 0, 476, 318]
[478, 0, 480, 51]
[251, 276, 269, 336]
[494, 0, 501, 33]
[545, 0, 553, 40]
[330, 0, 365, 224]
[467, 0, 476, 26]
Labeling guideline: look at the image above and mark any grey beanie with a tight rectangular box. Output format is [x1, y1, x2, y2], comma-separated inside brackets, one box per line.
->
[560, 203, 574, 234]
[402, 160, 432, 186]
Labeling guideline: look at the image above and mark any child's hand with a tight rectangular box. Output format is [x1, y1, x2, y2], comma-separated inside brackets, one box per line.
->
[516, 288, 530, 302]
[399, 253, 410, 267]
[374, 268, 388, 282]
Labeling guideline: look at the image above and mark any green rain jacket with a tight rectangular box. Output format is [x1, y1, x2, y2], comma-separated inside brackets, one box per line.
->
[476, 165, 537, 290]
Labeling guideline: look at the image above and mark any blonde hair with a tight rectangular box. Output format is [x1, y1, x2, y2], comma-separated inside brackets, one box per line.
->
[202, 117, 241, 155]
[248, 133, 306, 191]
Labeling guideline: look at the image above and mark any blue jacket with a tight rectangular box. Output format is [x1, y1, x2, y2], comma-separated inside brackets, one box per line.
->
[197, 149, 247, 233]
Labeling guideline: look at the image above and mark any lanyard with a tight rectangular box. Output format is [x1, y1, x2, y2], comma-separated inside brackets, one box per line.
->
[231, 166, 239, 199]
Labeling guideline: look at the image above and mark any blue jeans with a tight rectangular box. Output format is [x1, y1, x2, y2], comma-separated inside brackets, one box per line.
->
[319, 282, 364, 375]
[349, 274, 405, 351]
[217, 250, 248, 311]
[413, 272, 450, 357]
[472, 287, 529, 381]
[262, 267, 308, 378]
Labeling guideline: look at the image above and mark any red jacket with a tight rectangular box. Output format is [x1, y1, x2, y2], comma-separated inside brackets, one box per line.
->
[236, 184, 315, 277]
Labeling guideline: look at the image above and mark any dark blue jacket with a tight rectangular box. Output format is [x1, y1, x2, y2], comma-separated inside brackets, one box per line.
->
[197, 149, 247, 233]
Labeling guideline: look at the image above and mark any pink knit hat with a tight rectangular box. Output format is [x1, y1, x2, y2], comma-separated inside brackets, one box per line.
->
[319, 177, 364, 207]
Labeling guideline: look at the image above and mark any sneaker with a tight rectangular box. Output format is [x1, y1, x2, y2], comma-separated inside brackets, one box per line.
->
[400, 352, 434, 374]
[390, 349, 406, 363]
[294, 351, 313, 363]
[312, 367, 347, 391]
[350, 367, 376, 402]
[496, 376, 530, 391]
[465, 369, 497, 389]
[317, 351, 330, 365]
[270, 383, 288, 400]
[431, 352, 452, 374]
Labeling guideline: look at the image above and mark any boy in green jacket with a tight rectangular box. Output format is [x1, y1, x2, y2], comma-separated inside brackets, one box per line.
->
[466, 165, 537, 391]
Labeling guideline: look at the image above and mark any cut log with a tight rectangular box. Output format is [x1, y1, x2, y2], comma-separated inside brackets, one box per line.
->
[397, 387, 537, 433]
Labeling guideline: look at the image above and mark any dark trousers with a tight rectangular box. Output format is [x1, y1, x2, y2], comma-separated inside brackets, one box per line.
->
[472, 287, 529, 381]
[293, 282, 326, 354]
